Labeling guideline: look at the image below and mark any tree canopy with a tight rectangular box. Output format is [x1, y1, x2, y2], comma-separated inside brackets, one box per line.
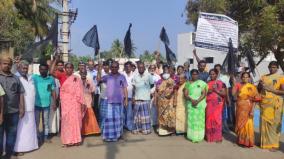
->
[99, 39, 136, 59]
[139, 50, 166, 63]
[186, 0, 284, 71]
[0, 0, 59, 56]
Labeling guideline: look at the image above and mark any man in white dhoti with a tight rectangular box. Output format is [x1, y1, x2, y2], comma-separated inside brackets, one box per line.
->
[49, 78, 60, 135]
[14, 61, 38, 155]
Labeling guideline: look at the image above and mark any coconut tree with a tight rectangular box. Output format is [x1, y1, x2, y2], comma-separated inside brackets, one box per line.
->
[14, 0, 59, 39]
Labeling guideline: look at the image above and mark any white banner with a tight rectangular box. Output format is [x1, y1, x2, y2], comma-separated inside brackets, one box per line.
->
[195, 12, 238, 52]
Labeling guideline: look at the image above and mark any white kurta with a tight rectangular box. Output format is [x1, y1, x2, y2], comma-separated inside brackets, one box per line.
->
[49, 78, 60, 134]
[14, 75, 38, 152]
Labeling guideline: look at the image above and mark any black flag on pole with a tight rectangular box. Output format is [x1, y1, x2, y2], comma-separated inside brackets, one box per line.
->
[21, 14, 58, 62]
[160, 27, 170, 45]
[245, 49, 256, 76]
[124, 23, 132, 57]
[222, 38, 238, 75]
[165, 44, 177, 65]
[159, 27, 176, 65]
[82, 25, 100, 55]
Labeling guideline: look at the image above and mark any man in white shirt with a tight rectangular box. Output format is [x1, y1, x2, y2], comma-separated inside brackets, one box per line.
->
[87, 60, 100, 124]
[132, 62, 154, 134]
[14, 60, 38, 155]
[121, 61, 135, 131]
[148, 64, 161, 129]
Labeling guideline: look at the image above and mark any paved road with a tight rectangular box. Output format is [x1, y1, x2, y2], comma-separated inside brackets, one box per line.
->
[18, 132, 284, 159]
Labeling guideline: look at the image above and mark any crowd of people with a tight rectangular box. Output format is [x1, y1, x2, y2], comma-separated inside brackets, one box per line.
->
[0, 50, 283, 159]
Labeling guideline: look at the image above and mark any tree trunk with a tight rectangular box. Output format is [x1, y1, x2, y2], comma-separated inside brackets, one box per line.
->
[273, 50, 284, 72]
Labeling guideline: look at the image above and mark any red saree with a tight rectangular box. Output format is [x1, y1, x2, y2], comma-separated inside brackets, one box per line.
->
[206, 80, 225, 142]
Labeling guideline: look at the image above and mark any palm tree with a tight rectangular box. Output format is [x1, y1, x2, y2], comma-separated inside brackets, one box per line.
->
[110, 39, 123, 58]
[14, 0, 59, 39]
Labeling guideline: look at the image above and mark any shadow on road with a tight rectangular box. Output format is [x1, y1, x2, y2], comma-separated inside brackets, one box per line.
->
[223, 131, 237, 144]
[86, 132, 146, 159]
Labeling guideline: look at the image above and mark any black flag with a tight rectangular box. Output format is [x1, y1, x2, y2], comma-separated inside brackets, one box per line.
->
[159, 27, 176, 65]
[160, 27, 170, 45]
[165, 44, 177, 65]
[245, 49, 256, 76]
[82, 25, 100, 55]
[21, 14, 58, 62]
[124, 23, 132, 57]
[222, 38, 238, 75]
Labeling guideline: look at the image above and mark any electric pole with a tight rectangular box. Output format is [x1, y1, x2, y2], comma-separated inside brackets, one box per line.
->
[59, 0, 77, 62]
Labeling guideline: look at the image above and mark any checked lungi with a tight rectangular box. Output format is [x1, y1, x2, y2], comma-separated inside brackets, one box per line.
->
[133, 100, 151, 134]
[99, 98, 108, 129]
[123, 98, 133, 131]
[102, 103, 123, 141]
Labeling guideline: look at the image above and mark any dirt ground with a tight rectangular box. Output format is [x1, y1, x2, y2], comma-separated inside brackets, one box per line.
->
[17, 131, 284, 159]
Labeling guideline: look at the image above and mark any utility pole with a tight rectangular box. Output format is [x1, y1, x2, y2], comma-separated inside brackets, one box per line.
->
[59, 0, 77, 62]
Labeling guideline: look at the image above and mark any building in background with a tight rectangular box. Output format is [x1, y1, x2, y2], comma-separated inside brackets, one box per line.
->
[177, 32, 282, 81]
[177, 32, 227, 70]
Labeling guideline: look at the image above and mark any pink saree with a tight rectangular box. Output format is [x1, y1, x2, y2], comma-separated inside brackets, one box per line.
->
[60, 75, 85, 145]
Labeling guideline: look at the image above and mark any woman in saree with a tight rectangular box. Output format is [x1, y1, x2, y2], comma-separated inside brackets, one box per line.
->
[206, 69, 226, 142]
[183, 69, 207, 142]
[233, 72, 261, 147]
[80, 70, 100, 136]
[175, 73, 187, 134]
[60, 63, 85, 146]
[156, 71, 176, 136]
[258, 61, 284, 151]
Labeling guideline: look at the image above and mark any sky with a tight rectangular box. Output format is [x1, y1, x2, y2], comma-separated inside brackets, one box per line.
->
[69, 0, 194, 57]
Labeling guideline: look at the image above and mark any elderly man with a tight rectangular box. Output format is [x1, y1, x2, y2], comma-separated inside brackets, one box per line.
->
[14, 61, 38, 155]
[148, 64, 161, 129]
[97, 61, 128, 142]
[132, 62, 154, 134]
[74, 61, 92, 79]
[98, 61, 110, 129]
[87, 59, 100, 125]
[121, 61, 134, 131]
[0, 56, 24, 159]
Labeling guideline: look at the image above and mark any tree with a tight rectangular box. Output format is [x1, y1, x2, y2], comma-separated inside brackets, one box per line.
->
[186, 0, 284, 71]
[0, 0, 59, 55]
[99, 50, 113, 60]
[110, 39, 123, 58]
[100, 39, 137, 59]
[69, 53, 92, 70]
[0, 0, 35, 55]
[14, 0, 59, 39]
[139, 50, 155, 62]
[139, 50, 166, 63]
